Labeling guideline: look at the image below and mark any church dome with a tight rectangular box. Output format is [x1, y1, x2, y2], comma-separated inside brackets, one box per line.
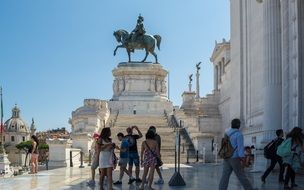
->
[4, 105, 30, 133]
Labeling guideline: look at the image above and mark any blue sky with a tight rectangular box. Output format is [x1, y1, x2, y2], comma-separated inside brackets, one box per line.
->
[0, 0, 230, 131]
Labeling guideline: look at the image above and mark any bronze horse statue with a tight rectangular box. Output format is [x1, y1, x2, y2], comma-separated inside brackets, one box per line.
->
[113, 29, 161, 63]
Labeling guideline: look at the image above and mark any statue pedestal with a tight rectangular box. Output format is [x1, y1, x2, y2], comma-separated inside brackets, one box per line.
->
[181, 91, 196, 109]
[71, 133, 92, 156]
[46, 139, 75, 168]
[0, 153, 12, 176]
[109, 62, 173, 115]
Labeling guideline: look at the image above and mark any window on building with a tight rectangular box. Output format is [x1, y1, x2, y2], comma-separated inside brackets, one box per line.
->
[11, 136, 15, 142]
[22, 136, 25, 141]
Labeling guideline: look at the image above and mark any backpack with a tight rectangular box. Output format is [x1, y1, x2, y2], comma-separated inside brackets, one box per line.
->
[218, 131, 238, 159]
[263, 139, 278, 159]
[276, 138, 292, 157]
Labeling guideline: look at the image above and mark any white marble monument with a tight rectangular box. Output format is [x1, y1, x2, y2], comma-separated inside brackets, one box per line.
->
[70, 99, 109, 154]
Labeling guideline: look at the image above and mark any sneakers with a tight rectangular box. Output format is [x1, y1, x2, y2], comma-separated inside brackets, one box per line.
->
[86, 180, 96, 186]
[128, 178, 136, 184]
[135, 178, 142, 183]
[113, 180, 122, 185]
[154, 178, 164, 185]
[291, 183, 298, 188]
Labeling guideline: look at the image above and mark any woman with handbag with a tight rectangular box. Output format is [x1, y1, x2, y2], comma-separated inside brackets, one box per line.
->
[139, 130, 160, 190]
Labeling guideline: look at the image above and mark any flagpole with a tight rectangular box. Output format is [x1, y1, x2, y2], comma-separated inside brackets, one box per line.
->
[0, 86, 4, 154]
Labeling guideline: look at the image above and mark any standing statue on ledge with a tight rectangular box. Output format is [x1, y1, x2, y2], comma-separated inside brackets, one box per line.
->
[188, 74, 193, 92]
[196, 62, 201, 71]
[196, 62, 201, 98]
[113, 14, 162, 63]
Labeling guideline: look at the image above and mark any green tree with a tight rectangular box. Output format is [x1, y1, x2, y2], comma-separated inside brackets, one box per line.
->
[16, 140, 32, 167]
[38, 143, 49, 150]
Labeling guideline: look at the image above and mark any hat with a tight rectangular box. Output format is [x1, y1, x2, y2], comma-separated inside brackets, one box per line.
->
[92, 132, 99, 139]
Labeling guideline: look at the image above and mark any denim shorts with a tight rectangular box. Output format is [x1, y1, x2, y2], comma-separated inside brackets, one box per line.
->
[128, 152, 140, 167]
[91, 157, 99, 170]
[119, 158, 129, 167]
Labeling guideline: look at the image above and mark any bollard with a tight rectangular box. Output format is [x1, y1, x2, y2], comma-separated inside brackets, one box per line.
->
[79, 151, 84, 168]
[88, 150, 92, 166]
[186, 149, 189, 164]
[70, 151, 73, 167]
[46, 159, 49, 170]
[196, 150, 199, 162]
[202, 147, 206, 164]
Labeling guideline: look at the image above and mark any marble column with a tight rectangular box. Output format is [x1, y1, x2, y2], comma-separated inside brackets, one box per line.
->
[280, 0, 290, 133]
[298, 0, 304, 129]
[196, 70, 200, 99]
[214, 65, 218, 90]
[262, 0, 282, 142]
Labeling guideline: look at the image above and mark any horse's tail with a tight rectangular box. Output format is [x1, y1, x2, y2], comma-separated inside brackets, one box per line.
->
[154, 35, 161, 50]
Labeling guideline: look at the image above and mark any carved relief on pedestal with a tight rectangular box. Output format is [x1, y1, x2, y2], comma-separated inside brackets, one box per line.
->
[118, 78, 125, 93]
[155, 79, 162, 92]
[124, 77, 131, 92]
[161, 80, 167, 93]
[149, 77, 155, 92]
[113, 79, 118, 95]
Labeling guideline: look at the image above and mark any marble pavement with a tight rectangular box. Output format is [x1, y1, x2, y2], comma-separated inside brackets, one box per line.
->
[0, 163, 303, 190]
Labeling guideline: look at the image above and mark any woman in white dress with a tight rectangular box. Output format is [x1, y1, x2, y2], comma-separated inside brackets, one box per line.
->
[98, 127, 115, 190]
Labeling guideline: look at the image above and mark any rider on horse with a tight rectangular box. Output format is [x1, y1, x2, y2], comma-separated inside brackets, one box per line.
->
[129, 14, 146, 42]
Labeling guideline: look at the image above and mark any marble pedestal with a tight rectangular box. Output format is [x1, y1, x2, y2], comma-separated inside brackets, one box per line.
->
[46, 138, 81, 168]
[0, 153, 11, 175]
[192, 135, 215, 163]
[109, 62, 173, 116]
[71, 133, 92, 156]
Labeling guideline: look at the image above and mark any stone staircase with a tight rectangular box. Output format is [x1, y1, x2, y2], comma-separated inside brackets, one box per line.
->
[172, 92, 221, 162]
[108, 114, 189, 164]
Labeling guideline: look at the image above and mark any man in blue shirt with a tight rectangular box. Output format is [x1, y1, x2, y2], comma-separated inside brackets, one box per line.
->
[219, 119, 258, 190]
[113, 133, 135, 185]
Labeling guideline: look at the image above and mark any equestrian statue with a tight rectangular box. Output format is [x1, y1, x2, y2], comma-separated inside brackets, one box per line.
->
[113, 15, 161, 63]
